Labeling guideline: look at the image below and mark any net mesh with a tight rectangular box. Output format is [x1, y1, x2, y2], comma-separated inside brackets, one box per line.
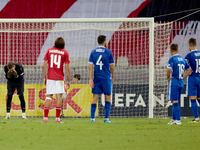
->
[0, 20, 172, 118]
[153, 22, 172, 118]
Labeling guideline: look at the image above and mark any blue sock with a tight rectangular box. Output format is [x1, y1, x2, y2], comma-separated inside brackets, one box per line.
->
[191, 99, 199, 119]
[172, 105, 176, 120]
[91, 104, 96, 119]
[173, 103, 181, 121]
[105, 101, 111, 119]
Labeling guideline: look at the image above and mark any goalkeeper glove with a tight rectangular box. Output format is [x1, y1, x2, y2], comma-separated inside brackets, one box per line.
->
[7, 71, 12, 78]
[12, 70, 18, 78]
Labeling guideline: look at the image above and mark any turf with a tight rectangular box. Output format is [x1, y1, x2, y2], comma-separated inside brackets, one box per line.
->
[0, 118, 199, 150]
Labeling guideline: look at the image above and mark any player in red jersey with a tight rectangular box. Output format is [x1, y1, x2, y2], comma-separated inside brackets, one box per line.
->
[42, 37, 70, 123]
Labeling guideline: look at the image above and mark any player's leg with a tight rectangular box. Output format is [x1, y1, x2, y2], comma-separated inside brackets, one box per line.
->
[194, 81, 200, 123]
[102, 78, 113, 123]
[5, 81, 15, 119]
[170, 86, 175, 122]
[167, 85, 181, 125]
[167, 83, 174, 124]
[42, 79, 55, 123]
[170, 101, 181, 125]
[189, 95, 199, 122]
[173, 87, 183, 125]
[42, 95, 53, 123]
[187, 76, 199, 123]
[55, 93, 63, 123]
[104, 94, 112, 123]
[172, 103, 176, 121]
[168, 101, 176, 124]
[197, 84, 200, 106]
[17, 79, 26, 119]
[90, 94, 99, 123]
[167, 89, 176, 125]
[55, 80, 66, 123]
[90, 77, 102, 123]
[197, 96, 200, 121]
[196, 77, 200, 105]
[19, 95, 26, 118]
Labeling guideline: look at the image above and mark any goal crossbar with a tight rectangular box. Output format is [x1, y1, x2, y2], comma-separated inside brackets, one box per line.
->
[0, 18, 154, 23]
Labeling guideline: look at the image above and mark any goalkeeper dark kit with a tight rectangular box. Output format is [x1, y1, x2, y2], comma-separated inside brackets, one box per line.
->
[4, 63, 26, 118]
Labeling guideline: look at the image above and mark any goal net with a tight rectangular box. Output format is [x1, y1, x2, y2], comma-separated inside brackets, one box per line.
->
[0, 18, 172, 118]
[153, 22, 172, 118]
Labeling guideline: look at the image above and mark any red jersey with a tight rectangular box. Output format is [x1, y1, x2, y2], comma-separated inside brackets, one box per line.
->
[43, 47, 70, 80]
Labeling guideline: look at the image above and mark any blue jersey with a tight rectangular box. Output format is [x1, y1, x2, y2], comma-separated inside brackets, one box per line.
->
[167, 54, 190, 87]
[88, 46, 114, 79]
[185, 50, 200, 77]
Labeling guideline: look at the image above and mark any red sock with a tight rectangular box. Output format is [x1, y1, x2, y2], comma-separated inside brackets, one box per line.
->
[44, 107, 49, 118]
[56, 107, 62, 118]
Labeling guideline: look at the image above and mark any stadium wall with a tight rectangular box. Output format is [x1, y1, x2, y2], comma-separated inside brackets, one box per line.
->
[0, 83, 196, 117]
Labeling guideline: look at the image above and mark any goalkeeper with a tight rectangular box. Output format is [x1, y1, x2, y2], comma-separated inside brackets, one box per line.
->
[4, 62, 26, 119]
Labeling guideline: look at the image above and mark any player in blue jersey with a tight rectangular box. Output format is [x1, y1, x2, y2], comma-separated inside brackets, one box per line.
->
[167, 44, 191, 125]
[185, 38, 200, 123]
[88, 35, 114, 123]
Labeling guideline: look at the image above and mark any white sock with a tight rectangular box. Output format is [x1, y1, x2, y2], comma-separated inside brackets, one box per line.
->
[44, 117, 48, 120]
[7, 113, 10, 116]
[22, 113, 25, 116]
[56, 117, 60, 120]
[195, 117, 199, 121]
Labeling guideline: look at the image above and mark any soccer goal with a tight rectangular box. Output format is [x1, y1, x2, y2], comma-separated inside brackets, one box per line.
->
[0, 18, 172, 118]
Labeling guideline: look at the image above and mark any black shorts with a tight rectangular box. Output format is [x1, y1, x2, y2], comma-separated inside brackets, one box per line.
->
[7, 79, 24, 95]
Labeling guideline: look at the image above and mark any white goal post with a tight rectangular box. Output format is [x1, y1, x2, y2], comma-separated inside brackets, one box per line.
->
[0, 18, 171, 118]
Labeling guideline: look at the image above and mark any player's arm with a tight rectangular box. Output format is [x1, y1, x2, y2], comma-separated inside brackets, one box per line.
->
[183, 61, 192, 79]
[89, 64, 94, 88]
[65, 63, 71, 89]
[109, 51, 115, 85]
[88, 52, 94, 88]
[20, 65, 24, 76]
[166, 68, 172, 82]
[167, 58, 173, 82]
[17, 64, 24, 78]
[183, 68, 192, 79]
[110, 65, 114, 85]
[4, 66, 10, 79]
[43, 60, 48, 85]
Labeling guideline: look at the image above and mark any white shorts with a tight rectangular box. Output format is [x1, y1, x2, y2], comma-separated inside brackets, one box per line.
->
[46, 79, 66, 95]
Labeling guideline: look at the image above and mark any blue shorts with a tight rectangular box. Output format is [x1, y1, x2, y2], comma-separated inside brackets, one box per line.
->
[186, 76, 200, 97]
[92, 77, 112, 95]
[168, 84, 183, 101]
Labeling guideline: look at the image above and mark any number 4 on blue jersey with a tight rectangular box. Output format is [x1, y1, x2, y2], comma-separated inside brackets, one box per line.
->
[96, 55, 104, 70]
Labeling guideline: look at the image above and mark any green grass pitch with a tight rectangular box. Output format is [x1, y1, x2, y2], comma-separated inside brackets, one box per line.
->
[0, 118, 199, 150]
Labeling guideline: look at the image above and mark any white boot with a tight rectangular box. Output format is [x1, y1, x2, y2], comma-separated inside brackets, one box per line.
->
[22, 113, 26, 119]
[5, 113, 10, 119]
